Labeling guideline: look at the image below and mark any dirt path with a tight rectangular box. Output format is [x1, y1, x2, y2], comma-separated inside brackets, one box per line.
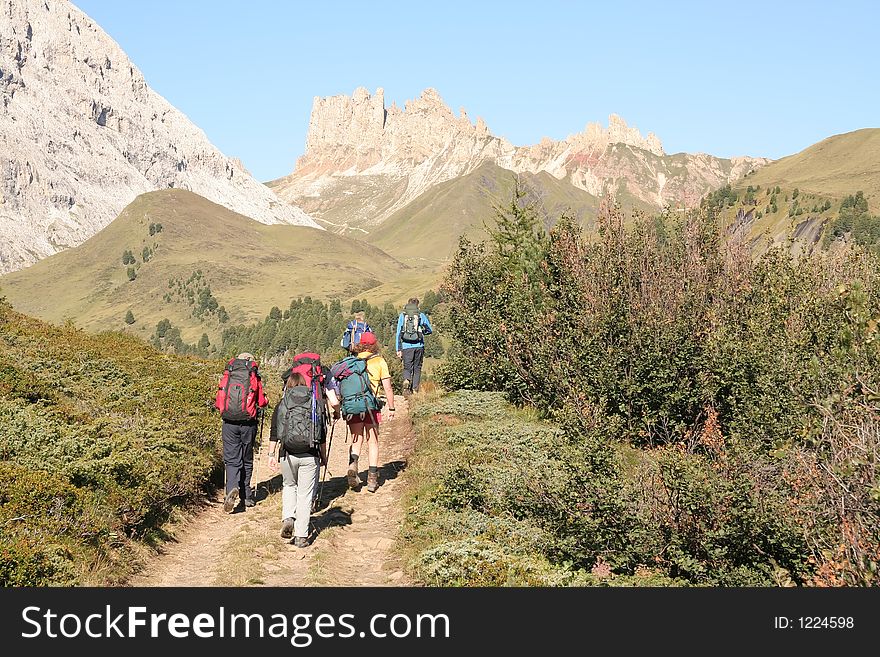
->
[130, 394, 415, 587]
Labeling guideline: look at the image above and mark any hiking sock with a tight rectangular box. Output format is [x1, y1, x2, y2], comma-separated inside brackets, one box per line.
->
[349, 452, 359, 466]
[368, 466, 378, 475]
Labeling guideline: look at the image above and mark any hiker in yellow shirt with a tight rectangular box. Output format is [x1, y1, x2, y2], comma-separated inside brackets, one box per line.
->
[345, 332, 395, 492]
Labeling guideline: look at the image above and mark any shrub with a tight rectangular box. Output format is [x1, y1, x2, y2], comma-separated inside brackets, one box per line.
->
[0, 305, 220, 584]
[435, 186, 880, 585]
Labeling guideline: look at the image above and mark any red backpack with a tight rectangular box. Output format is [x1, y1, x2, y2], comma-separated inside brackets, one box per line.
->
[286, 353, 324, 387]
[284, 352, 327, 404]
[215, 358, 263, 422]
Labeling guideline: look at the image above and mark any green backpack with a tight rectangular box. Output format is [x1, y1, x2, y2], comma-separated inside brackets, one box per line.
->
[330, 355, 380, 419]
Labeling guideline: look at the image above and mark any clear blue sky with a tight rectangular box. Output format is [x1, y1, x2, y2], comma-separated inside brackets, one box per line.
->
[75, 0, 879, 182]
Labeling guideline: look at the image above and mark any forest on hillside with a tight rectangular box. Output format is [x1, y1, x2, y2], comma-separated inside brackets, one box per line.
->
[148, 294, 445, 368]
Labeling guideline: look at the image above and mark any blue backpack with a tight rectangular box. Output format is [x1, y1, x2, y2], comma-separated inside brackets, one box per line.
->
[341, 320, 372, 350]
[330, 355, 380, 419]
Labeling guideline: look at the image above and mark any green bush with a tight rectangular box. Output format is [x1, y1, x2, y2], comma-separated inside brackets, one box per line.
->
[433, 187, 880, 585]
[0, 302, 220, 585]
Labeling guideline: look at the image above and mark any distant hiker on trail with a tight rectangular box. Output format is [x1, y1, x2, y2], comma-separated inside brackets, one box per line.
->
[266, 353, 340, 547]
[395, 297, 433, 397]
[214, 352, 268, 513]
[341, 310, 373, 353]
[330, 332, 395, 493]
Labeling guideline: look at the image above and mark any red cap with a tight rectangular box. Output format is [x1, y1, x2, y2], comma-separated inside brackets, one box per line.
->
[357, 332, 377, 346]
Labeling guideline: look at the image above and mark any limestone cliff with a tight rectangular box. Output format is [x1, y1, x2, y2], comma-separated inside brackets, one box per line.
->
[0, 0, 319, 274]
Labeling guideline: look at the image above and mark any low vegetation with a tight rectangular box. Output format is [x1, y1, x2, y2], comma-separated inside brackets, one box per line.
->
[0, 299, 220, 585]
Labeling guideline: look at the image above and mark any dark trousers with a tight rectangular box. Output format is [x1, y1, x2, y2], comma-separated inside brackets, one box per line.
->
[402, 347, 425, 391]
[222, 421, 257, 502]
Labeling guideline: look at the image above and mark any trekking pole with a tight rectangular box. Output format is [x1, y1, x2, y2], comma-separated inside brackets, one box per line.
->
[254, 404, 267, 495]
[314, 416, 336, 513]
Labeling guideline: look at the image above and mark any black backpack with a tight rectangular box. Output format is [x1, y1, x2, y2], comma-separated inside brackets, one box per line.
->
[400, 303, 423, 344]
[277, 384, 325, 454]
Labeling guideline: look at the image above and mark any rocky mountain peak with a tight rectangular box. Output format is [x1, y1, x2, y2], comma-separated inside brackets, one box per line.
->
[0, 0, 318, 274]
[273, 86, 769, 231]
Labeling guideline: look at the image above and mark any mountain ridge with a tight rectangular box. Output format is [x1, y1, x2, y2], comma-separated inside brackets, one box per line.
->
[268, 86, 769, 233]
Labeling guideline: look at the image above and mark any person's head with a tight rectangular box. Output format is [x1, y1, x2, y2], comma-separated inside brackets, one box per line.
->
[356, 331, 380, 353]
[354, 311, 366, 322]
[237, 352, 255, 361]
[283, 371, 307, 390]
[407, 297, 419, 306]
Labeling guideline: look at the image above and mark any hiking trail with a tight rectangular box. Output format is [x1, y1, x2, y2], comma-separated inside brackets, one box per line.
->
[130, 395, 416, 587]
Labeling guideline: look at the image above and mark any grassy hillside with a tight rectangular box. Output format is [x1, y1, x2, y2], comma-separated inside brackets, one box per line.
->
[741, 128, 880, 209]
[1, 190, 415, 343]
[705, 129, 880, 253]
[365, 161, 600, 267]
[0, 300, 219, 585]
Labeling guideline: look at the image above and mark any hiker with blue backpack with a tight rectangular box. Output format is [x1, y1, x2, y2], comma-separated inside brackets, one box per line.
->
[395, 298, 433, 397]
[266, 352, 340, 547]
[341, 310, 372, 353]
[330, 332, 395, 493]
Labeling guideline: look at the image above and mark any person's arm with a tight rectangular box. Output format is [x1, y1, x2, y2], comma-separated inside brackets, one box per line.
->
[395, 314, 403, 355]
[326, 389, 341, 418]
[318, 441, 328, 467]
[421, 312, 433, 335]
[381, 377, 395, 420]
[267, 405, 281, 470]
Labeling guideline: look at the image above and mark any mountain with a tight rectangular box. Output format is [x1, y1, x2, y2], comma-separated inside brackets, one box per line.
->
[0, 189, 412, 343]
[365, 161, 600, 266]
[712, 128, 880, 254]
[0, 0, 318, 275]
[268, 87, 768, 236]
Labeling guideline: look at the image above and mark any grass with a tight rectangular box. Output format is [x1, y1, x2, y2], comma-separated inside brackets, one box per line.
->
[400, 389, 676, 586]
[709, 129, 880, 252]
[365, 161, 600, 268]
[0, 189, 420, 344]
[742, 128, 880, 210]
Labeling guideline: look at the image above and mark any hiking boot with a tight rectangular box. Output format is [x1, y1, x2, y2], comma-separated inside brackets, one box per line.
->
[347, 464, 361, 489]
[280, 517, 294, 539]
[293, 536, 309, 548]
[244, 497, 256, 508]
[367, 471, 379, 493]
[223, 488, 238, 513]
[403, 379, 412, 399]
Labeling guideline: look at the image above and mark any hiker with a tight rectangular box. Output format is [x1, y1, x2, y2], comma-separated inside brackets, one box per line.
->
[331, 332, 395, 493]
[214, 352, 268, 513]
[341, 310, 373, 353]
[266, 353, 340, 547]
[395, 297, 433, 397]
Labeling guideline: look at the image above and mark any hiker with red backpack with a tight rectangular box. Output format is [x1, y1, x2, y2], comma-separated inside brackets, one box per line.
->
[331, 332, 395, 493]
[214, 352, 269, 513]
[265, 353, 340, 547]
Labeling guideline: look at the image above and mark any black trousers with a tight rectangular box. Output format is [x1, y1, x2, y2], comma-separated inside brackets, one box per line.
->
[402, 347, 425, 391]
[222, 421, 257, 502]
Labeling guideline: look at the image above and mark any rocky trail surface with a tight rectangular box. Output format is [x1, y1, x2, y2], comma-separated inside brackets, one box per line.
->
[130, 395, 415, 587]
